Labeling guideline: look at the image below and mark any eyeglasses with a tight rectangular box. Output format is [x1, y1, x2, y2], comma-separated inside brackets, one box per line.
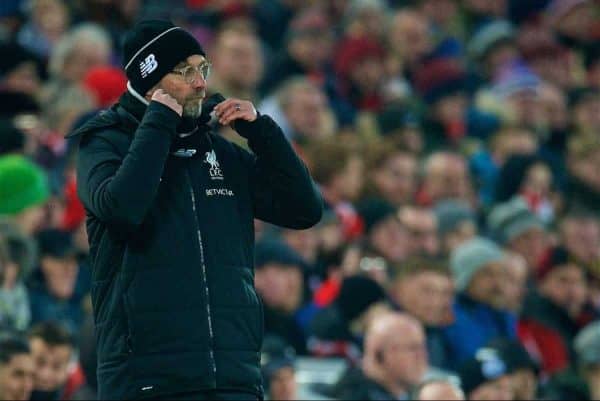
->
[172, 62, 211, 84]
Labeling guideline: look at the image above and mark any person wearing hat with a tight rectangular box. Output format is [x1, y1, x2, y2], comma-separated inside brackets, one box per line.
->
[443, 237, 516, 368]
[26, 229, 88, 336]
[468, 20, 518, 79]
[518, 246, 589, 376]
[260, 335, 297, 401]
[542, 321, 600, 400]
[458, 347, 514, 400]
[68, 20, 322, 400]
[434, 199, 477, 256]
[0, 333, 35, 401]
[488, 339, 540, 400]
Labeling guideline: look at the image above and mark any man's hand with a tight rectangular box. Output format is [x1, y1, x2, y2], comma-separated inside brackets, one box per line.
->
[214, 98, 257, 126]
[151, 89, 183, 116]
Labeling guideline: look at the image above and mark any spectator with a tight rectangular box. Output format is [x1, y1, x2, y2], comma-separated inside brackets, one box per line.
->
[488, 339, 540, 400]
[415, 378, 465, 401]
[27, 229, 89, 335]
[0, 42, 43, 96]
[398, 205, 440, 257]
[16, 0, 70, 59]
[468, 20, 518, 80]
[0, 334, 35, 401]
[0, 155, 49, 236]
[27, 321, 74, 400]
[569, 88, 600, 137]
[501, 252, 529, 313]
[543, 321, 600, 400]
[518, 246, 589, 375]
[444, 237, 516, 367]
[388, 9, 434, 76]
[434, 199, 477, 257]
[261, 335, 297, 401]
[458, 347, 514, 401]
[254, 240, 310, 355]
[208, 24, 264, 104]
[488, 196, 549, 275]
[417, 152, 475, 207]
[566, 135, 600, 213]
[388, 257, 454, 369]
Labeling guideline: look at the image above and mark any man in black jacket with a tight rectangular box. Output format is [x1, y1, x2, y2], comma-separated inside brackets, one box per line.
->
[68, 20, 322, 400]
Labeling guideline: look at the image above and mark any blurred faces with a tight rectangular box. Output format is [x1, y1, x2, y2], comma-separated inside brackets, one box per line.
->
[510, 369, 538, 401]
[573, 96, 600, 134]
[433, 93, 468, 125]
[467, 262, 508, 310]
[29, 338, 72, 392]
[391, 271, 454, 327]
[282, 228, 319, 265]
[372, 153, 417, 206]
[14, 205, 45, 236]
[254, 264, 303, 313]
[0, 353, 35, 401]
[2, 62, 41, 96]
[348, 56, 385, 96]
[569, 147, 600, 191]
[40, 255, 78, 300]
[540, 264, 587, 318]
[463, 0, 506, 18]
[468, 376, 513, 401]
[211, 29, 263, 92]
[269, 366, 297, 401]
[501, 253, 529, 313]
[508, 228, 548, 272]
[369, 216, 411, 263]
[390, 10, 433, 67]
[398, 207, 439, 256]
[443, 221, 477, 256]
[424, 153, 473, 205]
[288, 27, 334, 71]
[284, 85, 330, 140]
[31, 0, 69, 43]
[63, 41, 111, 83]
[561, 217, 600, 265]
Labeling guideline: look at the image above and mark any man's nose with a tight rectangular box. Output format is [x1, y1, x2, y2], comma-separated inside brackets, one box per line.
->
[192, 75, 206, 89]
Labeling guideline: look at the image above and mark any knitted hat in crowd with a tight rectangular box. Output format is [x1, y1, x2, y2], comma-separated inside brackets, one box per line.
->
[83, 66, 128, 108]
[335, 276, 386, 322]
[434, 199, 476, 237]
[488, 197, 544, 245]
[459, 348, 509, 396]
[122, 20, 205, 96]
[468, 20, 516, 62]
[450, 237, 505, 292]
[574, 321, 600, 367]
[0, 155, 49, 216]
[413, 58, 467, 104]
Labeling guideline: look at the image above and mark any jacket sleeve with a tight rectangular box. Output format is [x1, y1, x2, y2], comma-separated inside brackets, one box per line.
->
[235, 115, 323, 229]
[76, 102, 179, 231]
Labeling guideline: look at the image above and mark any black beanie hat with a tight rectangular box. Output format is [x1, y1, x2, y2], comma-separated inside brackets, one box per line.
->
[122, 20, 205, 96]
[336, 276, 386, 322]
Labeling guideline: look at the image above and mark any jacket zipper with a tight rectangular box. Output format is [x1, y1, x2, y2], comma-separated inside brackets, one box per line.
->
[186, 169, 217, 377]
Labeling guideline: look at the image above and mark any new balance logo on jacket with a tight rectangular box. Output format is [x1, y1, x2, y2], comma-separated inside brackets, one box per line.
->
[140, 54, 158, 78]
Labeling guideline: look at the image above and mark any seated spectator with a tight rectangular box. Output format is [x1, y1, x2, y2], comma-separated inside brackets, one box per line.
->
[501, 252, 529, 314]
[398, 205, 440, 257]
[488, 197, 549, 275]
[434, 200, 477, 257]
[458, 347, 514, 401]
[27, 229, 89, 334]
[417, 152, 475, 208]
[27, 321, 74, 401]
[488, 339, 540, 400]
[0, 334, 34, 401]
[309, 276, 388, 361]
[468, 20, 518, 80]
[0, 225, 34, 332]
[566, 135, 600, 215]
[543, 321, 600, 400]
[518, 246, 590, 375]
[569, 88, 600, 136]
[414, 378, 465, 401]
[388, 257, 454, 369]
[0, 155, 49, 236]
[0, 42, 43, 96]
[444, 238, 516, 367]
[254, 240, 311, 355]
[261, 335, 297, 401]
[325, 313, 429, 400]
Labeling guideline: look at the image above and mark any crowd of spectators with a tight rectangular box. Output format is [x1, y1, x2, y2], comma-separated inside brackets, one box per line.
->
[0, 0, 599, 400]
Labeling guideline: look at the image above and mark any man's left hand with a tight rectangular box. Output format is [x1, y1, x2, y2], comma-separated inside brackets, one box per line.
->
[213, 98, 257, 126]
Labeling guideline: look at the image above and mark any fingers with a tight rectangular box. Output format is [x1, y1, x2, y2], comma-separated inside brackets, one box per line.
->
[151, 89, 183, 116]
[214, 99, 257, 125]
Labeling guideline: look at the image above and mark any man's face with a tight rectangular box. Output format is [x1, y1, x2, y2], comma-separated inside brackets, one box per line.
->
[373, 153, 417, 206]
[40, 255, 78, 300]
[444, 221, 477, 255]
[254, 264, 303, 313]
[562, 217, 600, 265]
[426, 156, 472, 204]
[391, 12, 433, 65]
[501, 255, 529, 312]
[337, 156, 364, 202]
[382, 323, 428, 386]
[0, 354, 35, 401]
[393, 271, 454, 327]
[29, 338, 72, 392]
[269, 366, 297, 401]
[509, 228, 548, 271]
[370, 216, 411, 263]
[3, 62, 41, 96]
[285, 87, 328, 140]
[157, 55, 207, 118]
[212, 31, 263, 91]
[574, 97, 600, 135]
[399, 208, 439, 256]
[467, 262, 508, 310]
[540, 264, 587, 318]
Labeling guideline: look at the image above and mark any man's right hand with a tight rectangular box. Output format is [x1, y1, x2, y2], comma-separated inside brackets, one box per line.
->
[151, 89, 182, 116]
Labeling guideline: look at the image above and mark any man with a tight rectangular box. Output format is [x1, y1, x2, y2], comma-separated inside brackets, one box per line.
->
[69, 20, 322, 400]
[27, 322, 74, 401]
[261, 336, 297, 401]
[330, 312, 429, 400]
[417, 152, 474, 207]
[388, 257, 454, 369]
[0, 334, 34, 401]
[398, 206, 440, 257]
[433, 200, 477, 257]
[444, 237, 516, 368]
[458, 348, 514, 400]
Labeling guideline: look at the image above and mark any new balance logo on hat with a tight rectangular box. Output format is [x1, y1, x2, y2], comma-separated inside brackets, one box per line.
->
[140, 54, 158, 78]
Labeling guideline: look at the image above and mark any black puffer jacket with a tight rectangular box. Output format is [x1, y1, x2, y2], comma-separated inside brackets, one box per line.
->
[69, 93, 322, 400]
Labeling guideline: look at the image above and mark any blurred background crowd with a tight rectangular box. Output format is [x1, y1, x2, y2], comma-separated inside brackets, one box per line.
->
[0, 0, 599, 400]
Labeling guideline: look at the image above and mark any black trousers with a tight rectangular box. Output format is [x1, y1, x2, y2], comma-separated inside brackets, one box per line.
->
[145, 390, 260, 400]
